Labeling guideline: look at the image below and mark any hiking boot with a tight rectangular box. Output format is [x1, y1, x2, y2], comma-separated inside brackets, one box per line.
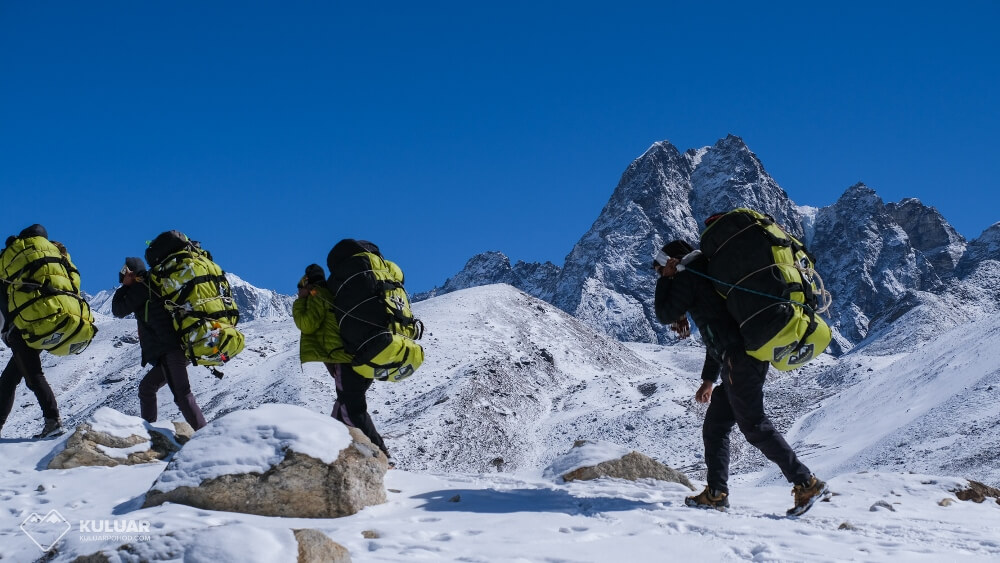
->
[685, 486, 730, 511]
[34, 418, 63, 439]
[787, 475, 830, 517]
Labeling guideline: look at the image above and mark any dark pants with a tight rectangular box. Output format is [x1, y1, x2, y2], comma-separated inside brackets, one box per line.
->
[326, 363, 388, 456]
[0, 331, 59, 429]
[703, 354, 811, 492]
[139, 349, 207, 430]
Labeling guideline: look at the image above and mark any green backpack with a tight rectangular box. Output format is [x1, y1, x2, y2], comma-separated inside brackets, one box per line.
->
[699, 208, 832, 371]
[327, 239, 424, 382]
[0, 236, 97, 355]
[145, 231, 245, 368]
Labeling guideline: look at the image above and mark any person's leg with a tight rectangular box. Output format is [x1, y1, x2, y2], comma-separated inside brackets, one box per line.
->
[0, 357, 24, 429]
[702, 383, 737, 493]
[725, 355, 812, 485]
[9, 333, 58, 421]
[160, 350, 207, 430]
[325, 363, 388, 456]
[138, 364, 168, 423]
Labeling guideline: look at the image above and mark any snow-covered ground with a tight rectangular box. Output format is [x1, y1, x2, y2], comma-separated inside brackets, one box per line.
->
[1, 283, 999, 561]
[1, 430, 998, 562]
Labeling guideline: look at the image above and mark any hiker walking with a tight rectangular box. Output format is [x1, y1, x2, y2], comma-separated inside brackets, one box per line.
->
[0, 225, 65, 438]
[293, 263, 390, 458]
[111, 257, 207, 430]
[653, 239, 828, 516]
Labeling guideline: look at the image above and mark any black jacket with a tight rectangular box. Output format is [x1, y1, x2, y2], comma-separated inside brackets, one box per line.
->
[654, 254, 746, 382]
[112, 281, 179, 366]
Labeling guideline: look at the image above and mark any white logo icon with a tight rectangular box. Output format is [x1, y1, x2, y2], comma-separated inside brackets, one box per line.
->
[20, 509, 71, 552]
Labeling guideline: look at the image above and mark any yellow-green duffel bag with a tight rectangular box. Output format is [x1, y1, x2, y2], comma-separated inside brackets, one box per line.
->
[0, 235, 97, 355]
[146, 230, 244, 367]
[700, 208, 832, 371]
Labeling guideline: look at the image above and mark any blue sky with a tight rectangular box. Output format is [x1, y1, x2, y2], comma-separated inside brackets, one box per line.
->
[1, 2, 997, 295]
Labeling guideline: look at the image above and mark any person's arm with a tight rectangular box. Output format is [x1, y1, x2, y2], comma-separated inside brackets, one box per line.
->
[694, 350, 719, 403]
[111, 277, 145, 318]
[292, 290, 326, 334]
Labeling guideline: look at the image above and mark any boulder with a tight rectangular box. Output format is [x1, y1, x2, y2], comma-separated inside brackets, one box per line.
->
[71, 526, 351, 563]
[294, 529, 352, 562]
[48, 408, 182, 469]
[953, 480, 1000, 505]
[143, 403, 388, 518]
[546, 439, 695, 490]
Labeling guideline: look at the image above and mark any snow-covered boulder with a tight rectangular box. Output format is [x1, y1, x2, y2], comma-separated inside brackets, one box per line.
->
[142, 404, 388, 518]
[544, 439, 695, 490]
[70, 525, 352, 563]
[47, 407, 181, 469]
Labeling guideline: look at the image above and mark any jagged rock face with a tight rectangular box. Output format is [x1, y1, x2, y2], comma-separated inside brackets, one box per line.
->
[886, 198, 966, 276]
[415, 136, 991, 351]
[226, 273, 293, 321]
[551, 141, 698, 343]
[958, 223, 1000, 277]
[415, 252, 560, 302]
[688, 135, 804, 238]
[811, 184, 933, 343]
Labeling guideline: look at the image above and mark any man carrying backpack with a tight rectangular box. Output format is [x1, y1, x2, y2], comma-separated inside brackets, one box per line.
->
[293, 263, 390, 458]
[653, 239, 828, 517]
[0, 225, 64, 439]
[111, 257, 207, 431]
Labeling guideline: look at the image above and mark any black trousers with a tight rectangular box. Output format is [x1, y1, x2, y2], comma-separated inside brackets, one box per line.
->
[0, 331, 59, 428]
[138, 349, 207, 430]
[326, 363, 388, 457]
[703, 354, 812, 492]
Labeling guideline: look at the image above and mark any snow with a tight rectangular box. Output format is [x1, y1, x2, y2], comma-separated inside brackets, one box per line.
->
[149, 403, 352, 493]
[541, 440, 632, 480]
[89, 406, 150, 440]
[96, 441, 153, 459]
[1, 433, 998, 562]
[182, 524, 297, 563]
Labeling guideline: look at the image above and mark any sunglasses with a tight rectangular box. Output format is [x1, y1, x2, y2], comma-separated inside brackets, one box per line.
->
[120, 264, 132, 277]
[653, 249, 670, 268]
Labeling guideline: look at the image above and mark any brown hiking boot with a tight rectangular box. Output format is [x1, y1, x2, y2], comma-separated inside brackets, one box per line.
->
[787, 475, 830, 517]
[34, 417, 63, 439]
[685, 486, 730, 511]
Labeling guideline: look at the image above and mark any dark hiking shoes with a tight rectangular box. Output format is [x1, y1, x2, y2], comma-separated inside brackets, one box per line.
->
[685, 486, 730, 511]
[787, 475, 830, 517]
[34, 418, 63, 439]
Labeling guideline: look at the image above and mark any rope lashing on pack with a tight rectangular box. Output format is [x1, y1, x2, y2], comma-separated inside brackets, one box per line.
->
[680, 262, 832, 316]
[328, 267, 424, 338]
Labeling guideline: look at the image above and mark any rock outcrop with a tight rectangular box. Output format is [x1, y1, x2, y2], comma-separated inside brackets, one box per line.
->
[48, 407, 181, 469]
[547, 439, 695, 490]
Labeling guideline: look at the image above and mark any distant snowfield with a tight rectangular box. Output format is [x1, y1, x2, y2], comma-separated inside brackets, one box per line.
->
[1, 283, 999, 561]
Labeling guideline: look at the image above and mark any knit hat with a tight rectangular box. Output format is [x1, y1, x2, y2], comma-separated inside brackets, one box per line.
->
[120, 257, 147, 282]
[305, 264, 326, 285]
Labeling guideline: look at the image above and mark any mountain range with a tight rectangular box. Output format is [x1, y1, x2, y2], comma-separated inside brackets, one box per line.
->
[416, 134, 1000, 355]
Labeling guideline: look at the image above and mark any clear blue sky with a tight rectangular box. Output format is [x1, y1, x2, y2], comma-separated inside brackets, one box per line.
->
[2, 1, 997, 295]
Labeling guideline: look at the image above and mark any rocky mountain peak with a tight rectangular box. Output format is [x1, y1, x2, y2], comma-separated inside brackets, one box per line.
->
[688, 136, 802, 238]
[886, 198, 966, 275]
[415, 251, 560, 303]
[957, 222, 1000, 277]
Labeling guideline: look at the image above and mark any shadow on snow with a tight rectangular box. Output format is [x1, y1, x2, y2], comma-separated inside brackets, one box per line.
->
[414, 488, 661, 515]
